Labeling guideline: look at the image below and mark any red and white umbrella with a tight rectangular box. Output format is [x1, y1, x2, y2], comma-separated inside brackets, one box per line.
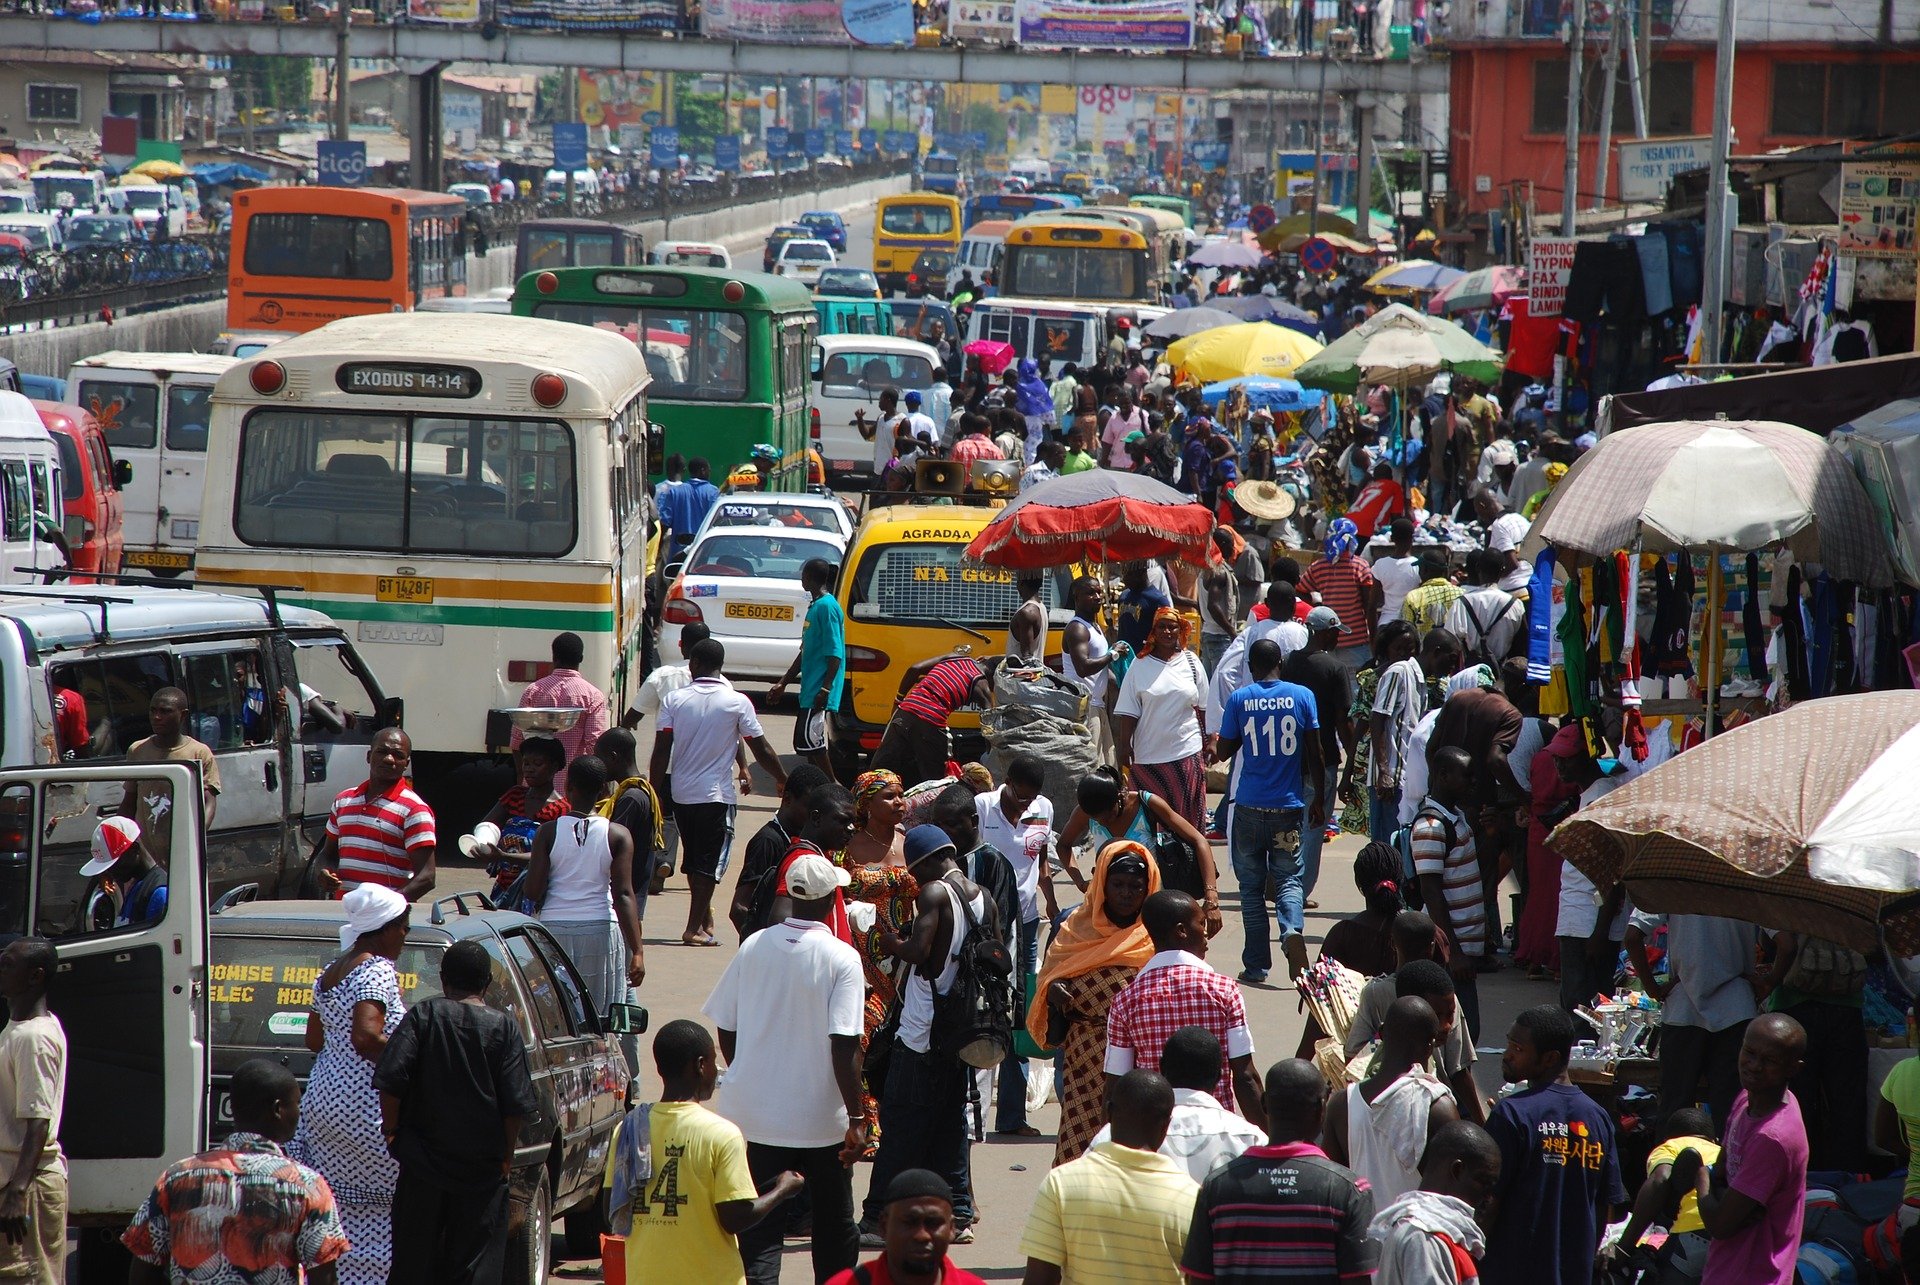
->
[963, 469, 1219, 570]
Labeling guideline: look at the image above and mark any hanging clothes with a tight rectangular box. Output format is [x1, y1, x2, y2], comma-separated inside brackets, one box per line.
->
[1559, 572, 1594, 719]
[1526, 548, 1557, 686]
[1562, 241, 1611, 324]
[1637, 234, 1675, 317]
[1743, 554, 1766, 682]
[1662, 222, 1703, 309]
[1781, 564, 1810, 702]
[1646, 558, 1694, 678]
[1808, 573, 1836, 699]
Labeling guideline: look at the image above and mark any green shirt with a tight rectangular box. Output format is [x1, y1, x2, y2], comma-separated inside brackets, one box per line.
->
[1883, 1057, 1920, 1197]
[799, 593, 846, 708]
[1061, 449, 1097, 475]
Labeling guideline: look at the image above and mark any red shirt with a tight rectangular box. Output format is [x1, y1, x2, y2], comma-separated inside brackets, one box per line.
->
[1299, 555, 1377, 649]
[1346, 477, 1407, 540]
[897, 659, 985, 727]
[772, 840, 852, 945]
[825, 1259, 989, 1285]
[327, 778, 437, 891]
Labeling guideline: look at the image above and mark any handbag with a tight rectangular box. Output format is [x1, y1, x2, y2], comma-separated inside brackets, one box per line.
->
[1013, 970, 1044, 1060]
[1149, 819, 1207, 898]
[864, 957, 905, 1097]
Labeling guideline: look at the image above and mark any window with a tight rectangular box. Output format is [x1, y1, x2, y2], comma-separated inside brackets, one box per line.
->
[1001, 245, 1145, 302]
[49, 652, 173, 759]
[166, 385, 214, 453]
[1529, 59, 1695, 135]
[53, 434, 83, 504]
[77, 380, 159, 451]
[178, 651, 271, 750]
[1770, 63, 1916, 137]
[819, 350, 936, 393]
[573, 231, 617, 267]
[29, 460, 54, 522]
[506, 931, 575, 1040]
[243, 213, 392, 281]
[530, 303, 748, 401]
[26, 84, 79, 124]
[207, 935, 440, 1050]
[289, 638, 381, 743]
[881, 203, 956, 236]
[527, 927, 596, 1031]
[234, 409, 576, 557]
[685, 531, 837, 580]
[0, 460, 31, 542]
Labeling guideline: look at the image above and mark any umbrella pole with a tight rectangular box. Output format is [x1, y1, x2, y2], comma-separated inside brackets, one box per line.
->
[1704, 553, 1722, 738]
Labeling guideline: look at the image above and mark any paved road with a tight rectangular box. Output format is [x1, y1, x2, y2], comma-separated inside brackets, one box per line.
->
[435, 696, 1553, 1284]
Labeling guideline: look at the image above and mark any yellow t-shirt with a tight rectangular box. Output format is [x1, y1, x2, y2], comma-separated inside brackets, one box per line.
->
[1643, 1136, 1722, 1235]
[1883, 1057, 1920, 1198]
[1020, 1141, 1199, 1285]
[604, 1101, 758, 1285]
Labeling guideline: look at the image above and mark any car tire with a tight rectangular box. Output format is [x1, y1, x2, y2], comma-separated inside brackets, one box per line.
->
[562, 1188, 609, 1259]
[507, 1170, 552, 1285]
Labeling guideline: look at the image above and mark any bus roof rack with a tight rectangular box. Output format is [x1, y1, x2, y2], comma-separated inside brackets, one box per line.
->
[33, 569, 304, 629]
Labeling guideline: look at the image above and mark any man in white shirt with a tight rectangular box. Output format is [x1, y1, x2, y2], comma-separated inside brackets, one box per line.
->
[1443, 549, 1528, 664]
[1089, 1026, 1262, 1182]
[650, 638, 789, 947]
[1371, 517, 1423, 629]
[1472, 489, 1533, 594]
[705, 841, 866, 1285]
[861, 387, 908, 476]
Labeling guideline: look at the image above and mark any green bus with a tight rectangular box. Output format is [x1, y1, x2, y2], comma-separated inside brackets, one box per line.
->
[1130, 193, 1194, 229]
[511, 265, 817, 490]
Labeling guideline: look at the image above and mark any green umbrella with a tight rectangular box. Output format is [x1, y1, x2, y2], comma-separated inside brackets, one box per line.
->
[1293, 301, 1504, 394]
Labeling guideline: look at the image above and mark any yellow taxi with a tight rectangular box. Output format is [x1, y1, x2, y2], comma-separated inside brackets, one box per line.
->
[831, 500, 1074, 773]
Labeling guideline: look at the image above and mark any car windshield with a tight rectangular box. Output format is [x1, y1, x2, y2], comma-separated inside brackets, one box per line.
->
[820, 350, 936, 392]
[786, 243, 831, 261]
[209, 935, 446, 1049]
[707, 498, 844, 535]
[66, 219, 129, 244]
[686, 531, 837, 579]
[852, 544, 1067, 626]
[124, 189, 165, 210]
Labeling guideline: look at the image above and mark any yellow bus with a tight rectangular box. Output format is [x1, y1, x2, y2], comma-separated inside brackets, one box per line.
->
[872, 194, 962, 295]
[1047, 205, 1186, 297]
[999, 216, 1154, 305]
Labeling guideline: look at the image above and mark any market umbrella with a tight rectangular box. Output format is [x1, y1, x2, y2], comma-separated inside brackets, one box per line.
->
[116, 173, 162, 188]
[962, 339, 1015, 375]
[1292, 303, 1503, 394]
[1363, 259, 1465, 295]
[1142, 307, 1240, 342]
[963, 469, 1219, 569]
[1256, 207, 1357, 251]
[129, 159, 187, 180]
[1428, 264, 1524, 315]
[1198, 375, 1325, 415]
[1522, 419, 1895, 586]
[1552, 692, 1920, 954]
[1165, 322, 1323, 383]
[0, 156, 23, 181]
[1186, 241, 1265, 270]
[29, 154, 83, 171]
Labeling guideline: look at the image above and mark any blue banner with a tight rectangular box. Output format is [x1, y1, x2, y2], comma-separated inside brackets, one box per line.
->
[766, 125, 790, 156]
[552, 122, 588, 170]
[883, 130, 909, 154]
[714, 135, 741, 171]
[649, 125, 680, 167]
[316, 139, 367, 188]
[859, 128, 878, 152]
[834, 129, 853, 156]
[965, 130, 989, 150]
[803, 128, 826, 158]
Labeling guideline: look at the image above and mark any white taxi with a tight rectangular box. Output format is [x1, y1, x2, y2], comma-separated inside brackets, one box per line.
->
[661, 524, 849, 680]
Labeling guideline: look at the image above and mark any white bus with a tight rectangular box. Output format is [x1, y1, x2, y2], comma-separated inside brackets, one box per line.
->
[194, 313, 654, 768]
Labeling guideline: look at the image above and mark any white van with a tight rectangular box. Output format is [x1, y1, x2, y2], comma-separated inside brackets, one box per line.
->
[966, 296, 1113, 373]
[0, 390, 67, 585]
[812, 334, 946, 481]
[119, 182, 186, 238]
[956, 222, 1009, 280]
[66, 352, 239, 575]
[0, 189, 39, 215]
[542, 168, 602, 205]
[0, 213, 65, 253]
[650, 240, 731, 269]
[30, 168, 107, 214]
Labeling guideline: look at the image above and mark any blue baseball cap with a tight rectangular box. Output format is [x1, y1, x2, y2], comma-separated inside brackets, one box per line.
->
[903, 824, 956, 869]
[904, 390, 923, 407]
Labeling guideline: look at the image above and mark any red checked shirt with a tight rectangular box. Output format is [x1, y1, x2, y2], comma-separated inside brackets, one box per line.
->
[1103, 950, 1256, 1114]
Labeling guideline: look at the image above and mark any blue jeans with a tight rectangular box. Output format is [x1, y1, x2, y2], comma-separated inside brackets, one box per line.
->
[1202, 632, 1230, 676]
[1297, 767, 1338, 903]
[995, 918, 1040, 1132]
[1369, 786, 1401, 845]
[1230, 804, 1306, 975]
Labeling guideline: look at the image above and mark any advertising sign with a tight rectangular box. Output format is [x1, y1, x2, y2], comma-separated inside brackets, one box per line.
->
[408, 0, 478, 21]
[803, 128, 827, 158]
[883, 130, 910, 154]
[766, 126, 791, 156]
[552, 122, 589, 171]
[1838, 159, 1920, 259]
[835, 129, 854, 156]
[839, 0, 916, 42]
[1076, 86, 1133, 146]
[859, 128, 878, 151]
[1527, 237, 1578, 316]
[650, 126, 680, 167]
[442, 91, 483, 139]
[702, 0, 849, 42]
[577, 71, 664, 129]
[1616, 136, 1708, 203]
[948, 0, 1014, 38]
[714, 135, 742, 171]
[1015, 0, 1193, 49]
[316, 140, 367, 188]
[502, 0, 678, 28]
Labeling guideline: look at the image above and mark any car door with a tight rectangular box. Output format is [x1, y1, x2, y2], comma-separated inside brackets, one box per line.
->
[0, 761, 207, 1221]
[281, 635, 389, 833]
[174, 640, 296, 896]
[502, 927, 617, 1212]
[156, 377, 214, 561]
[73, 372, 163, 560]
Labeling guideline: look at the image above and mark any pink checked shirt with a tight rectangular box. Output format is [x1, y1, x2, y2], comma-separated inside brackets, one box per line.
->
[1103, 950, 1256, 1115]
[511, 668, 609, 762]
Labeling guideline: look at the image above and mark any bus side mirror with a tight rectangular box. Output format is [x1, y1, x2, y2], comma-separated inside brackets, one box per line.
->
[113, 460, 132, 489]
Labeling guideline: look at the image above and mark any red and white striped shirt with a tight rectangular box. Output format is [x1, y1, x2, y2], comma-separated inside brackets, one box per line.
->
[328, 778, 437, 892]
[896, 659, 985, 728]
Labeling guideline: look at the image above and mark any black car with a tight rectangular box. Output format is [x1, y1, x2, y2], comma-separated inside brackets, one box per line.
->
[208, 894, 638, 1285]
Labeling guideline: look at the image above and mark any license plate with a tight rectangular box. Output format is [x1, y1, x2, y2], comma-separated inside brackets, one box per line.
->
[376, 576, 435, 603]
[125, 549, 192, 569]
[724, 602, 793, 621]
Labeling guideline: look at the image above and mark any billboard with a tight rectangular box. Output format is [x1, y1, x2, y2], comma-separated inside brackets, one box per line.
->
[501, 0, 678, 27]
[1616, 136, 1708, 203]
[949, 0, 1014, 38]
[703, 0, 911, 42]
[1014, 0, 1192, 49]
[1838, 159, 1920, 259]
[408, 0, 478, 21]
[577, 71, 664, 130]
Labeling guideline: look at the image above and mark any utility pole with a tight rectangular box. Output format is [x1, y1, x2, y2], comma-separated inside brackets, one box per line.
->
[1561, 0, 1585, 233]
[332, 0, 350, 142]
[1593, 0, 1622, 209]
[1624, 6, 1648, 139]
[1308, 52, 1328, 232]
[1700, 0, 1739, 363]
[1637, 0, 1653, 129]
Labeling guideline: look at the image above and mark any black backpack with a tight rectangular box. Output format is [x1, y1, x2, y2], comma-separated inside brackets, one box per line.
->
[930, 872, 1016, 1069]
[1455, 590, 1514, 668]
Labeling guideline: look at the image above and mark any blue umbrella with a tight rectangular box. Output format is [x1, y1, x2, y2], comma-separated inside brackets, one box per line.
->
[1215, 293, 1326, 339]
[1199, 375, 1326, 415]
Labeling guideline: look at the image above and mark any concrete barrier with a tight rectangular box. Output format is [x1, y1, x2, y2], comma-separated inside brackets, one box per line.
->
[3, 170, 899, 378]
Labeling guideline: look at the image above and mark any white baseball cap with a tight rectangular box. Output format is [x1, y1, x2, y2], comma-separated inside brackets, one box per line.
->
[83, 816, 140, 877]
[785, 851, 852, 900]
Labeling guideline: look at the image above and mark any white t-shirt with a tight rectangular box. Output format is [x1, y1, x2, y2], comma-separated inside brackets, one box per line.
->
[705, 917, 863, 1148]
[977, 787, 1055, 924]
[873, 411, 908, 472]
[1115, 650, 1206, 766]
[1372, 554, 1422, 626]
[1088, 1087, 1263, 1183]
[626, 660, 690, 723]
[1486, 512, 1530, 554]
[899, 876, 987, 1054]
[658, 676, 764, 805]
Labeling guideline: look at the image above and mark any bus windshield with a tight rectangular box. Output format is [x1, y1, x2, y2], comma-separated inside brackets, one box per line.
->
[819, 349, 936, 392]
[881, 204, 956, 237]
[1002, 246, 1143, 301]
[234, 409, 576, 557]
[244, 213, 393, 280]
[850, 543, 1064, 626]
[529, 302, 747, 400]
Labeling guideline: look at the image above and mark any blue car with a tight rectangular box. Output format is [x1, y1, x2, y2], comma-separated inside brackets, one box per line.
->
[798, 210, 848, 253]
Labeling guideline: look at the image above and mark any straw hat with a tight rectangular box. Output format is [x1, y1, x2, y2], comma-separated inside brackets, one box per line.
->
[1233, 480, 1297, 521]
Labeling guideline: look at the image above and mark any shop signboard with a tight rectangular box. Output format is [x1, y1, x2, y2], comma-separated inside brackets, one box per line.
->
[1015, 0, 1192, 49]
[650, 126, 680, 167]
[803, 128, 827, 158]
[553, 123, 589, 171]
[1837, 158, 1920, 259]
[1527, 236, 1577, 316]
[948, 0, 1015, 40]
[1616, 135, 1708, 203]
[859, 128, 877, 151]
[702, 0, 846, 41]
[714, 136, 741, 171]
[316, 140, 367, 188]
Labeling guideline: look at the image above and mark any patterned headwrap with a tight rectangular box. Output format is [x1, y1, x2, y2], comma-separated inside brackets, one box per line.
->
[1323, 515, 1360, 563]
[852, 769, 902, 823]
[1152, 605, 1184, 629]
[1544, 462, 1569, 486]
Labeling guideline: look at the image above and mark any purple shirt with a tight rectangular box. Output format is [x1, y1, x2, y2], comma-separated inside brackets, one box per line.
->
[1702, 1089, 1807, 1285]
[511, 668, 610, 763]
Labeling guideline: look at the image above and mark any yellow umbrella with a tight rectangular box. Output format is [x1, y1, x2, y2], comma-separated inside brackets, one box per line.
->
[129, 159, 187, 180]
[117, 173, 162, 187]
[1165, 322, 1324, 383]
[30, 154, 83, 170]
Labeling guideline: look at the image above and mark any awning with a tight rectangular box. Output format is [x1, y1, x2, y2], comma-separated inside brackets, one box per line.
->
[1601, 353, 1920, 438]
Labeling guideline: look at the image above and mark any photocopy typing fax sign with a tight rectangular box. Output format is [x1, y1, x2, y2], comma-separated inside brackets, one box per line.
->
[1527, 237, 1577, 317]
[1616, 136, 1708, 203]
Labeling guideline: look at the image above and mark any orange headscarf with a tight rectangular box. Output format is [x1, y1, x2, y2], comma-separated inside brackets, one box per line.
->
[1024, 840, 1161, 1052]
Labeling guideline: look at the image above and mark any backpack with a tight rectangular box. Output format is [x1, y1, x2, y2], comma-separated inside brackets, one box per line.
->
[1456, 591, 1514, 668]
[929, 872, 1016, 1069]
[1398, 802, 1464, 910]
[1779, 935, 1869, 998]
